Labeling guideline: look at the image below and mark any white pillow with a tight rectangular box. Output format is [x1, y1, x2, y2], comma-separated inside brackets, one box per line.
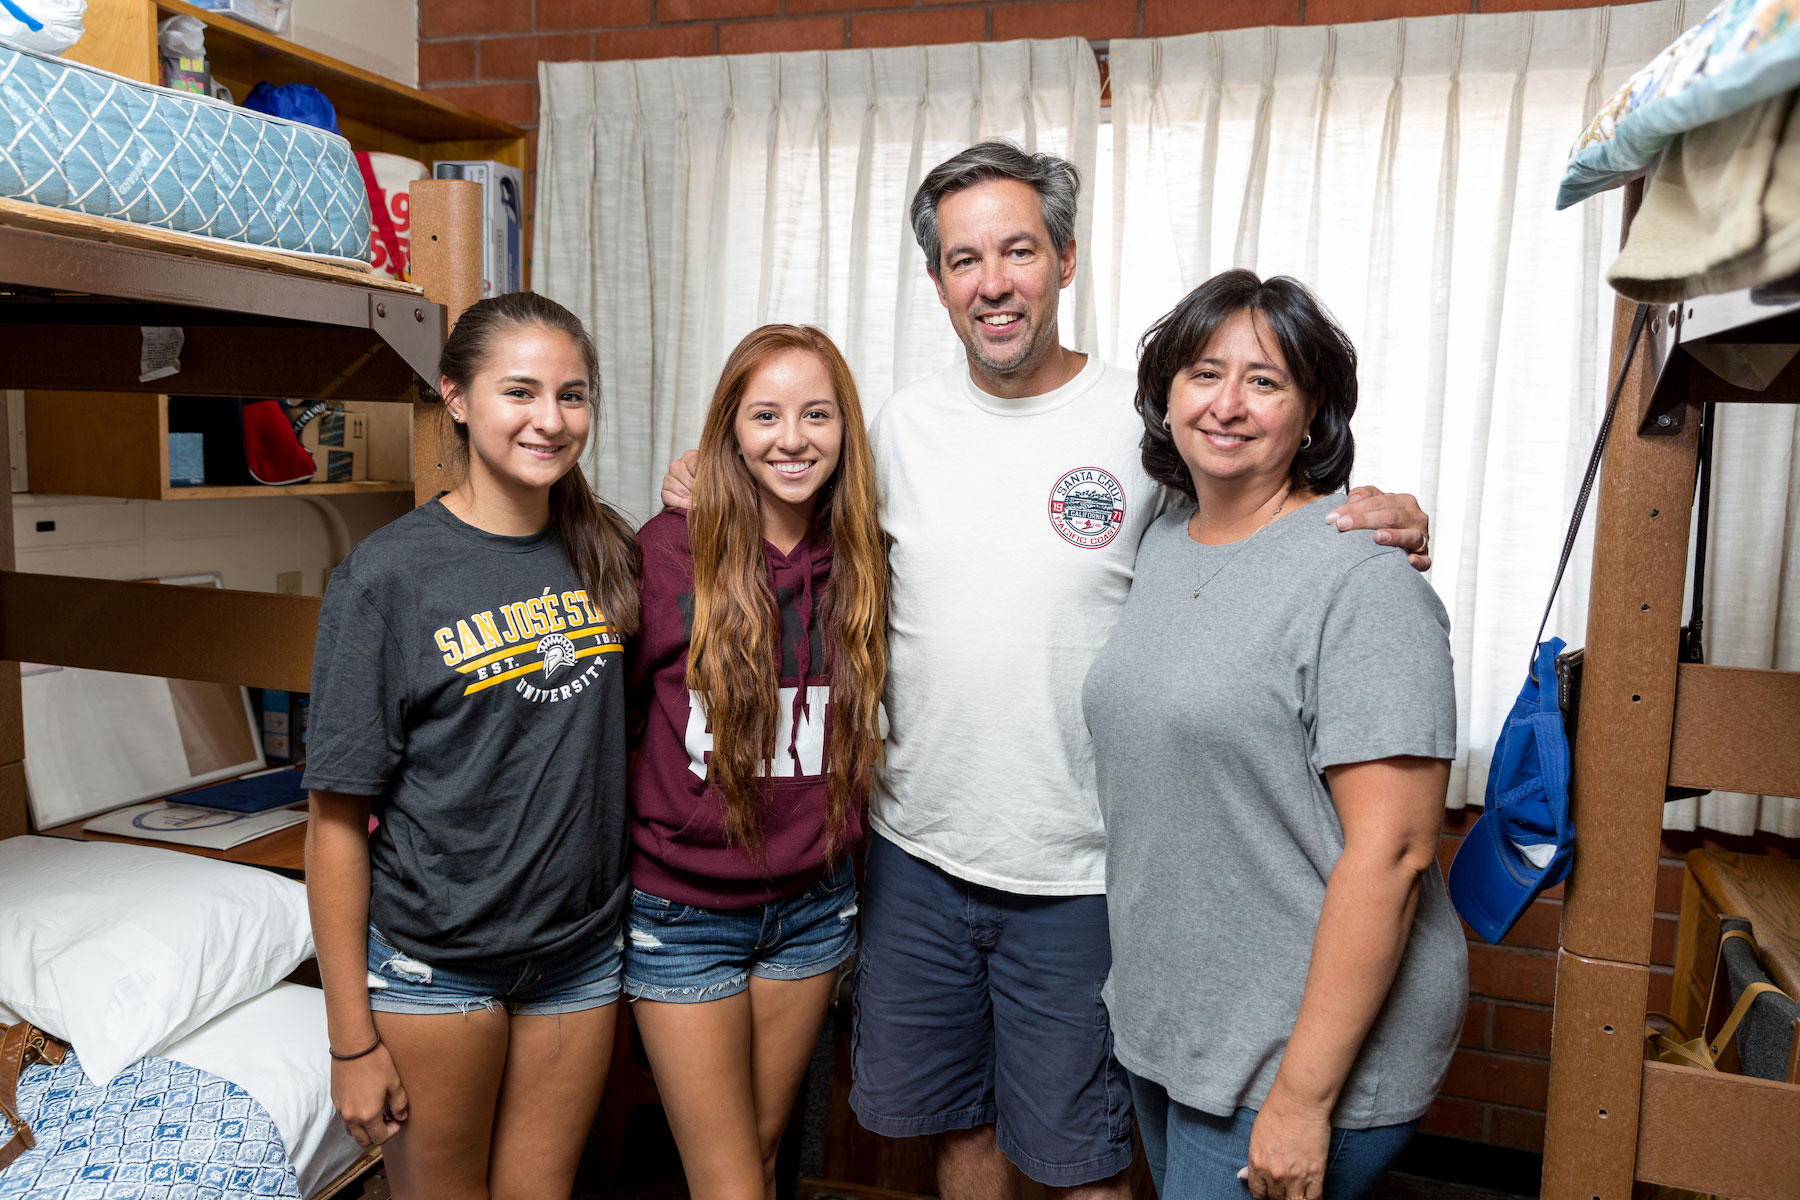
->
[0, 836, 314, 1085]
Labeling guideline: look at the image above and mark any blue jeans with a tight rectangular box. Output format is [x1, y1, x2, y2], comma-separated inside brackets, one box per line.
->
[1128, 1073, 1417, 1200]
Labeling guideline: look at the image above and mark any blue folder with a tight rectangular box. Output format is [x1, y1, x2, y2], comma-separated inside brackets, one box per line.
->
[169, 767, 306, 813]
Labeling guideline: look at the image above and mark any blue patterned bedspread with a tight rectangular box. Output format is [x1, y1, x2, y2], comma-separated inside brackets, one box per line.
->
[0, 1047, 299, 1200]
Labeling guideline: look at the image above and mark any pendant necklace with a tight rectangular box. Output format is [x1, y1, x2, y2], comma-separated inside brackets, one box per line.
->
[1190, 486, 1293, 598]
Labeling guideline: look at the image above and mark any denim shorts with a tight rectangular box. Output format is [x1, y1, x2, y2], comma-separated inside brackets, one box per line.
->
[849, 834, 1135, 1188]
[364, 922, 623, 1016]
[621, 856, 859, 1004]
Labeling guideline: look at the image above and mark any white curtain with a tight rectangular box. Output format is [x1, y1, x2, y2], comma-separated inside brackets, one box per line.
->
[534, 39, 1100, 525]
[1671, 404, 1800, 836]
[536, 7, 1798, 835]
[1104, 0, 1800, 836]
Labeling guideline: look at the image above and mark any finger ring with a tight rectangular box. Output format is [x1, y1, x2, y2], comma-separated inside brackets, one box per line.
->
[1417, 534, 1431, 557]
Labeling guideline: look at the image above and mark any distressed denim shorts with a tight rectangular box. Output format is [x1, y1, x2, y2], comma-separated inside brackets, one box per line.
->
[621, 857, 859, 1004]
[364, 921, 623, 1016]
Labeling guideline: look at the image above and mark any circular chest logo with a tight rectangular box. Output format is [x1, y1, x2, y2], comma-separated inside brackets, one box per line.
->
[1049, 467, 1126, 549]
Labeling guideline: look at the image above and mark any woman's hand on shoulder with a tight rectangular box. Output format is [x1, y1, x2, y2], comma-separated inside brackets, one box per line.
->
[1325, 485, 1431, 572]
[1241, 1082, 1332, 1200]
[330, 1042, 408, 1147]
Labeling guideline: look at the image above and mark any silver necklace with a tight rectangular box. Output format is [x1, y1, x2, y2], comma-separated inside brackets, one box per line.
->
[1190, 487, 1292, 598]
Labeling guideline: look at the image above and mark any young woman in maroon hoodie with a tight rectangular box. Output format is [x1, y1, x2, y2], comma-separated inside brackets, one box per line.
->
[624, 324, 888, 1200]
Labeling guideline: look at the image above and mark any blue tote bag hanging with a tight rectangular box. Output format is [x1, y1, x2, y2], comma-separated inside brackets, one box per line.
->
[1449, 303, 1655, 944]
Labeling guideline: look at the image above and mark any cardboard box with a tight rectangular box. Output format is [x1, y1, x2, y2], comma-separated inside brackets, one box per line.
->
[345, 402, 413, 483]
[299, 408, 367, 483]
[261, 690, 310, 764]
[432, 160, 524, 298]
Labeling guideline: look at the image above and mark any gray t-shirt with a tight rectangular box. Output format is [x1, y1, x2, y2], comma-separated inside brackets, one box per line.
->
[1083, 495, 1465, 1127]
[303, 499, 630, 967]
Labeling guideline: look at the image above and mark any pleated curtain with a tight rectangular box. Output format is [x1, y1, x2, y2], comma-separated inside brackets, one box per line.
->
[535, 3, 1799, 835]
[1105, 0, 1799, 836]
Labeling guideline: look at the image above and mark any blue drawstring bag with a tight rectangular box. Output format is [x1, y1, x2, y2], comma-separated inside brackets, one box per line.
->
[1448, 638, 1575, 943]
[1448, 303, 1651, 944]
[242, 81, 340, 135]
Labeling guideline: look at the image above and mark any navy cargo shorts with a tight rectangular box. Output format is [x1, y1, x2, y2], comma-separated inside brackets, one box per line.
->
[848, 833, 1135, 1188]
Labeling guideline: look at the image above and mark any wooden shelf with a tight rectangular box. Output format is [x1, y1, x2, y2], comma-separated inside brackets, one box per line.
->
[41, 811, 307, 875]
[158, 0, 525, 168]
[22, 392, 413, 501]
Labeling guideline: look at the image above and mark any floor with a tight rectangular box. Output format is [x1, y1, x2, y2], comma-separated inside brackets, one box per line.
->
[351, 1091, 1539, 1199]
[577, 1105, 1539, 1200]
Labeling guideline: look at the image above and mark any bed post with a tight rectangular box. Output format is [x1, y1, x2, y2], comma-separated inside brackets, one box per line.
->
[405, 179, 486, 510]
[1539, 182, 1699, 1199]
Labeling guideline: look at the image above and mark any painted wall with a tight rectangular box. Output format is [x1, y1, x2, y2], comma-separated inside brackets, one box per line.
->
[11, 491, 410, 597]
[288, 0, 419, 87]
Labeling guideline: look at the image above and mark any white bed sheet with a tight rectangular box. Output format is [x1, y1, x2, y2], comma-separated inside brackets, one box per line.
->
[159, 982, 364, 1199]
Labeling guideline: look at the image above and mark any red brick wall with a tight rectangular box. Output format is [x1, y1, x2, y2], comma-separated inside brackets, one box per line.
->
[416, 0, 1800, 1159]
[1430, 810, 1796, 1153]
[416, 0, 1623, 164]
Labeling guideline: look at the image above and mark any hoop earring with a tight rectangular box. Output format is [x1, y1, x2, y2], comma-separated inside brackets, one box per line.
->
[1162, 418, 1172, 432]
[1299, 433, 1313, 450]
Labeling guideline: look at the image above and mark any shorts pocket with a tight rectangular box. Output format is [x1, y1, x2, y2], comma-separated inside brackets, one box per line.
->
[807, 857, 856, 900]
[1095, 981, 1135, 1142]
[630, 888, 697, 925]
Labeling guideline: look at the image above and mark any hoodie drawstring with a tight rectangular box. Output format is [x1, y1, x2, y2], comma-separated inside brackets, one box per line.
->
[787, 549, 815, 773]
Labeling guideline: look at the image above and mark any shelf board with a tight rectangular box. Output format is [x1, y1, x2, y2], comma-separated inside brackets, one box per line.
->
[157, 0, 522, 146]
[162, 480, 413, 500]
[0, 200, 443, 399]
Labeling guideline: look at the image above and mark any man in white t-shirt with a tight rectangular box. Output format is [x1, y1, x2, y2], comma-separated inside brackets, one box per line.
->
[662, 142, 1429, 1200]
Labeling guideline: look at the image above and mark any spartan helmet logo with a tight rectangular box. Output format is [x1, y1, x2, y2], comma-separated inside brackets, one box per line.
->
[539, 633, 578, 680]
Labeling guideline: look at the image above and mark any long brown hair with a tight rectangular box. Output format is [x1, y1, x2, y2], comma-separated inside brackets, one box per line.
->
[686, 326, 888, 858]
[438, 292, 640, 636]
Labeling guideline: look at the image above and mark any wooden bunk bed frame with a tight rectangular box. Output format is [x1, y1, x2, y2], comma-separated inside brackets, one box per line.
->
[0, 183, 481, 837]
[1540, 188, 1800, 1198]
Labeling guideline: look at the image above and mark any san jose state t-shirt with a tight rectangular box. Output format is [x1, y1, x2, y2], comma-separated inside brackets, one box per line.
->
[303, 499, 630, 966]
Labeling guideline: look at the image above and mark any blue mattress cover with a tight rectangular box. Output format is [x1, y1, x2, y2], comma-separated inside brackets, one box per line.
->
[0, 42, 369, 262]
[0, 1046, 301, 1200]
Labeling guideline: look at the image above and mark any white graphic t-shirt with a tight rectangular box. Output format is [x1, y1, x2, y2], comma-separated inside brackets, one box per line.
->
[867, 356, 1166, 894]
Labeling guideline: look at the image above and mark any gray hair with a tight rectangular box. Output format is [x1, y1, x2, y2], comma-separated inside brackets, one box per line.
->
[910, 141, 1081, 277]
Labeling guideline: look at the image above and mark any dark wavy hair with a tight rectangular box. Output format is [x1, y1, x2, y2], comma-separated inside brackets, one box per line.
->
[1134, 270, 1357, 499]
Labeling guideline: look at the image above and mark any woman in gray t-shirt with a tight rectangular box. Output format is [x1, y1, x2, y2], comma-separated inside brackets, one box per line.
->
[1083, 271, 1466, 1200]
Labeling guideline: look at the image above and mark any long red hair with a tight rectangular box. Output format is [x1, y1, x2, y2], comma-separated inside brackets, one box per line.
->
[685, 326, 888, 859]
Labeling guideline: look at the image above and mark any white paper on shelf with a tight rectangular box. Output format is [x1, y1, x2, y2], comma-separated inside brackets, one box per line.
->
[83, 800, 306, 850]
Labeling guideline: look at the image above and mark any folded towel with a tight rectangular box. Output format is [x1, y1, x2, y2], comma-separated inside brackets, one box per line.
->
[1609, 90, 1800, 301]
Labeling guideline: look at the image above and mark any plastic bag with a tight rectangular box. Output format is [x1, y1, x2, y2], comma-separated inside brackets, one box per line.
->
[0, 0, 87, 55]
[156, 13, 205, 59]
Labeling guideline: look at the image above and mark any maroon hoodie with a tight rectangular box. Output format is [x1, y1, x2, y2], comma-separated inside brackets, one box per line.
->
[626, 509, 862, 908]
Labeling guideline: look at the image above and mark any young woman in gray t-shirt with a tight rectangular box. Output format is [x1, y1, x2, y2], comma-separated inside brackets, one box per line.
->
[1084, 271, 1466, 1200]
[304, 293, 641, 1199]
